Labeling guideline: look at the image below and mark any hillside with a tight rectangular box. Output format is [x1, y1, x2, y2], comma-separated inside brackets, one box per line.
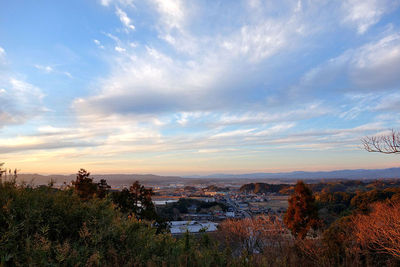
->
[187, 167, 400, 180]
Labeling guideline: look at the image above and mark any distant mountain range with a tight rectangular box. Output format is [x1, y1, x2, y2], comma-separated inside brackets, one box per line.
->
[10, 167, 400, 186]
[14, 173, 184, 186]
[185, 167, 400, 179]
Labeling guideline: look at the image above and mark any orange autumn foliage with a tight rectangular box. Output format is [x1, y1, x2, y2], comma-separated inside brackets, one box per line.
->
[352, 200, 400, 259]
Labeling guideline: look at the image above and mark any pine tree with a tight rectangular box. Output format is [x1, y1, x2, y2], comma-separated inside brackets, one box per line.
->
[112, 181, 157, 220]
[72, 169, 98, 200]
[97, 179, 111, 199]
[284, 180, 319, 239]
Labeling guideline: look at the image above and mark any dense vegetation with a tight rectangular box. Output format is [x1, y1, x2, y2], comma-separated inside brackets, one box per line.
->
[284, 181, 320, 239]
[240, 179, 400, 195]
[2, 166, 400, 266]
[241, 179, 400, 194]
[0, 176, 227, 266]
[240, 183, 286, 194]
[157, 198, 228, 221]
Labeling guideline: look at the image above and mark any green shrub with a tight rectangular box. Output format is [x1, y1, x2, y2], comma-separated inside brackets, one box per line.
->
[0, 180, 226, 266]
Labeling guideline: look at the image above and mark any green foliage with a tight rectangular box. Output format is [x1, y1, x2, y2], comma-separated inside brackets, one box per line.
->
[0, 179, 227, 266]
[316, 187, 400, 226]
[321, 216, 356, 266]
[284, 181, 320, 239]
[241, 179, 400, 196]
[316, 191, 355, 225]
[158, 198, 227, 221]
[97, 179, 110, 199]
[2, 165, 400, 266]
[350, 188, 400, 212]
[111, 181, 158, 221]
[240, 183, 289, 194]
[72, 169, 98, 200]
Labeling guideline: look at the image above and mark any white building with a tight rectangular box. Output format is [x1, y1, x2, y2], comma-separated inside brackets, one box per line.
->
[226, 211, 235, 217]
[169, 221, 218, 234]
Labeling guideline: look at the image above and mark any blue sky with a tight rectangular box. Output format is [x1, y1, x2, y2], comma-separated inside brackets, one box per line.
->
[0, 0, 400, 174]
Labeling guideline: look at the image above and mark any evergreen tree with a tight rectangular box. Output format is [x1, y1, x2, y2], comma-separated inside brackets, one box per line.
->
[97, 179, 111, 199]
[112, 181, 157, 220]
[72, 169, 98, 200]
[111, 188, 133, 213]
[284, 180, 319, 239]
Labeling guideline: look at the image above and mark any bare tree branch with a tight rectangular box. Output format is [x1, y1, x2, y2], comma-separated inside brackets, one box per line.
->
[353, 201, 400, 259]
[361, 129, 400, 154]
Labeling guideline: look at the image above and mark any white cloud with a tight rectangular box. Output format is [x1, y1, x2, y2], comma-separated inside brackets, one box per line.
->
[8, 78, 45, 102]
[342, 0, 400, 34]
[0, 46, 5, 63]
[115, 7, 135, 31]
[149, 0, 197, 55]
[151, 0, 184, 31]
[61, 0, 400, 164]
[350, 32, 400, 88]
[63, 72, 73, 78]
[94, 39, 105, 49]
[294, 31, 400, 96]
[217, 103, 330, 126]
[176, 112, 206, 126]
[221, 16, 306, 63]
[2, 0, 400, 173]
[210, 122, 296, 139]
[75, 0, 319, 118]
[197, 148, 238, 154]
[73, 43, 229, 116]
[0, 49, 46, 128]
[34, 64, 73, 78]
[0, 77, 45, 127]
[38, 126, 70, 134]
[100, 0, 134, 7]
[34, 64, 53, 73]
[254, 123, 296, 136]
[114, 46, 126, 52]
[211, 128, 257, 139]
[374, 92, 400, 111]
[104, 32, 120, 43]
[100, 0, 112, 6]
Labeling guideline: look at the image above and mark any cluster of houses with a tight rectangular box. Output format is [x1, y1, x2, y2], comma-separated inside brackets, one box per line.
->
[153, 185, 288, 235]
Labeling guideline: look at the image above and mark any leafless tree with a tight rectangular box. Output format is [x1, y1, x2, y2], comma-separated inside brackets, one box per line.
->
[362, 129, 400, 154]
[352, 201, 400, 259]
[217, 215, 291, 256]
[0, 163, 17, 180]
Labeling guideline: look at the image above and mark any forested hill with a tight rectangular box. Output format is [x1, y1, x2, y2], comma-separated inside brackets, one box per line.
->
[240, 180, 400, 194]
[240, 183, 289, 194]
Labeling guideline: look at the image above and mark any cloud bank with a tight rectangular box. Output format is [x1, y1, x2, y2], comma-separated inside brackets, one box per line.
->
[1, 0, 400, 173]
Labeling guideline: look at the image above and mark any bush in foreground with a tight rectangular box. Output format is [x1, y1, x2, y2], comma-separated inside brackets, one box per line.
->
[0, 179, 225, 266]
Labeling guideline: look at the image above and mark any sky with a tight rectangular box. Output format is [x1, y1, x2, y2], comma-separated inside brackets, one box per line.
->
[0, 0, 400, 175]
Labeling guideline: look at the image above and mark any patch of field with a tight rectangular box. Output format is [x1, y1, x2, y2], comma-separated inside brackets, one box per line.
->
[266, 196, 289, 209]
[247, 196, 288, 211]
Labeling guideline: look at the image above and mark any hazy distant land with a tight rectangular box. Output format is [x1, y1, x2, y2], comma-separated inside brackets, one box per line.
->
[13, 167, 400, 186]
